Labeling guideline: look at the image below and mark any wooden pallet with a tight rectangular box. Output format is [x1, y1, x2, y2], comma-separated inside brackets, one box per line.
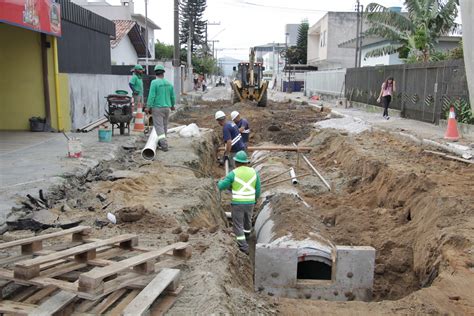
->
[0, 226, 190, 315]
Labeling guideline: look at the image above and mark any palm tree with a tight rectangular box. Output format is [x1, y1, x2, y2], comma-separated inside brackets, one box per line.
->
[364, 0, 459, 62]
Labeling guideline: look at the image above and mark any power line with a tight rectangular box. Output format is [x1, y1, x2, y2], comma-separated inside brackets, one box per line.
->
[219, 0, 329, 13]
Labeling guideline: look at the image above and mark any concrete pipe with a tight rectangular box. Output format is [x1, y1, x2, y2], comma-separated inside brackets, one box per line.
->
[141, 127, 159, 160]
[252, 151, 375, 302]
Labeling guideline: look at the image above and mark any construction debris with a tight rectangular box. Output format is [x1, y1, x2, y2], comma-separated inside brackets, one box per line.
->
[0, 226, 190, 315]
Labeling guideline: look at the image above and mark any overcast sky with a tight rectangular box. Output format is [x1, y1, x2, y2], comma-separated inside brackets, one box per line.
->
[111, 0, 410, 59]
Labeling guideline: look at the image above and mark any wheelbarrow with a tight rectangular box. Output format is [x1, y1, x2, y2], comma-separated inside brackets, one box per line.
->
[105, 94, 133, 135]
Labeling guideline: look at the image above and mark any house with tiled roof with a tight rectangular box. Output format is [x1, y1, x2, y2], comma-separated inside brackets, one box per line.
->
[72, 0, 160, 65]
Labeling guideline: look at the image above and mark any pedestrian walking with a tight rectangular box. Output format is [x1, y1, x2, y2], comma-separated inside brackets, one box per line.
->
[217, 150, 261, 255]
[129, 65, 144, 109]
[377, 77, 396, 120]
[231, 111, 250, 150]
[146, 65, 176, 152]
[202, 75, 207, 92]
[215, 111, 245, 169]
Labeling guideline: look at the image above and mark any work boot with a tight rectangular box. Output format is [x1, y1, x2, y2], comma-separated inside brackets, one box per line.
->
[159, 139, 169, 152]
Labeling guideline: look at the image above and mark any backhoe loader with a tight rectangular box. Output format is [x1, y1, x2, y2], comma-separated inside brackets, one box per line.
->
[230, 48, 268, 107]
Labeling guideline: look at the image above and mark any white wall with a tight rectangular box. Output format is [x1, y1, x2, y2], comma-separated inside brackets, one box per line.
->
[361, 44, 403, 67]
[304, 69, 346, 96]
[461, 0, 474, 111]
[67, 74, 131, 130]
[112, 36, 138, 65]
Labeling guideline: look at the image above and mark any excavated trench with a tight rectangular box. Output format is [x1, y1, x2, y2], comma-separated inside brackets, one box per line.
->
[3, 97, 472, 313]
[173, 99, 474, 307]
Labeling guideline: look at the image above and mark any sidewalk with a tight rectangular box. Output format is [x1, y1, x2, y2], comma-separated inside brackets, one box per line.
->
[0, 131, 137, 229]
[268, 90, 474, 156]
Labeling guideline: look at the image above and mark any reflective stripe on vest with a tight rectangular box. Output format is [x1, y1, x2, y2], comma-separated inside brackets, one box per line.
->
[231, 133, 242, 146]
[232, 167, 257, 203]
[236, 235, 246, 241]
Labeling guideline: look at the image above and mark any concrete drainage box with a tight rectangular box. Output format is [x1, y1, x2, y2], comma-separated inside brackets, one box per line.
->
[254, 243, 375, 301]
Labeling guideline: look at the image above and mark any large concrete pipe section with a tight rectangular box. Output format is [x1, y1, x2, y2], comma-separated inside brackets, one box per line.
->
[252, 150, 375, 301]
[142, 127, 159, 160]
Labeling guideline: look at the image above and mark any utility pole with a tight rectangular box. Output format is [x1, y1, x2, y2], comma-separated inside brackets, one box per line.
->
[285, 32, 290, 93]
[187, 21, 193, 91]
[358, 4, 364, 67]
[173, 0, 180, 102]
[355, 0, 360, 68]
[205, 21, 220, 55]
[209, 40, 219, 60]
[144, 0, 148, 74]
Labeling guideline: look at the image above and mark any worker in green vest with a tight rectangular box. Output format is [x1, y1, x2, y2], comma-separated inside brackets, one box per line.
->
[129, 65, 144, 109]
[217, 150, 261, 255]
[146, 65, 176, 151]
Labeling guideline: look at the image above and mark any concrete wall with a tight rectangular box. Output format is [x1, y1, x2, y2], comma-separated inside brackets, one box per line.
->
[461, 0, 474, 111]
[112, 36, 139, 65]
[0, 24, 69, 131]
[67, 74, 130, 130]
[305, 69, 346, 96]
[308, 13, 361, 70]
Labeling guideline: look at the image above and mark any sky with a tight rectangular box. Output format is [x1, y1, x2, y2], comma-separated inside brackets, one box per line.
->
[109, 0, 406, 59]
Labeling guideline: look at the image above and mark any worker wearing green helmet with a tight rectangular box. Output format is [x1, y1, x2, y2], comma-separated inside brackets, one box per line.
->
[146, 64, 176, 152]
[129, 64, 144, 109]
[217, 150, 261, 255]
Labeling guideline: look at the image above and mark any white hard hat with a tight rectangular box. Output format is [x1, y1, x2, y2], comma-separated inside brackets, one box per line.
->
[231, 111, 240, 121]
[215, 110, 226, 120]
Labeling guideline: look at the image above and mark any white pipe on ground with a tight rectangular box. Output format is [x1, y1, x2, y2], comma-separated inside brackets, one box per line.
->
[141, 127, 159, 160]
[225, 159, 229, 175]
[289, 167, 298, 184]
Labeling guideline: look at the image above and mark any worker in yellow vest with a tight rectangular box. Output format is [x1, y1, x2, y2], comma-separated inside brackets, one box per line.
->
[217, 151, 261, 255]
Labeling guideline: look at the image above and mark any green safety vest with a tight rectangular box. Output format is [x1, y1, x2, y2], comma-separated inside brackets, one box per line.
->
[232, 166, 257, 203]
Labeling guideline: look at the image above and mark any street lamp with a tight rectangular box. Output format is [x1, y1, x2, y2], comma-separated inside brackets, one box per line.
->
[144, 0, 149, 74]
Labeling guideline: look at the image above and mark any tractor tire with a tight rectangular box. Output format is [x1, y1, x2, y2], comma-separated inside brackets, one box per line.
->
[257, 90, 267, 107]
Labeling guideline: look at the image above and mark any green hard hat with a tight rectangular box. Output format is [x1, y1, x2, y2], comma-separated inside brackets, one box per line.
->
[233, 150, 249, 163]
[134, 64, 144, 71]
[154, 65, 165, 72]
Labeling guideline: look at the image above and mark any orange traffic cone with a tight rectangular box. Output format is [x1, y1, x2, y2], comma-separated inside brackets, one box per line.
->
[133, 106, 145, 132]
[444, 106, 460, 141]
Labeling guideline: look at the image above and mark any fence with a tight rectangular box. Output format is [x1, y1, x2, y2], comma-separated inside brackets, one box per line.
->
[345, 60, 469, 124]
[304, 69, 346, 97]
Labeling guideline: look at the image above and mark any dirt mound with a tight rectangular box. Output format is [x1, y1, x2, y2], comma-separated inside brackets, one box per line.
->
[117, 205, 148, 222]
[295, 130, 474, 307]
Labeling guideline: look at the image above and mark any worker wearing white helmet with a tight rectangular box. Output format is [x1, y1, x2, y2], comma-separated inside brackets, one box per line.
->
[231, 111, 250, 150]
[215, 111, 245, 169]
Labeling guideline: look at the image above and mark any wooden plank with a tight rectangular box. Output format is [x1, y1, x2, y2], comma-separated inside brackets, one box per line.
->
[150, 286, 184, 316]
[122, 269, 181, 316]
[14, 234, 138, 280]
[0, 300, 36, 315]
[78, 243, 187, 293]
[108, 290, 139, 316]
[424, 149, 474, 164]
[0, 268, 76, 293]
[218, 145, 313, 152]
[30, 290, 77, 316]
[9, 286, 38, 302]
[89, 288, 127, 314]
[23, 285, 57, 304]
[0, 226, 91, 250]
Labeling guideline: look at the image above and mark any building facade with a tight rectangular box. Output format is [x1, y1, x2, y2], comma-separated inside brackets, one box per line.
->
[72, 0, 160, 65]
[307, 12, 366, 70]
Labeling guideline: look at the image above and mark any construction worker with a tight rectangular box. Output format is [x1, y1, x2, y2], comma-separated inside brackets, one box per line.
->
[215, 111, 245, 169]
[129, 65, 144, 109]
[231, 111, 250, 150]
[218, 150, 261, 255]
[146, 65, 176, 152]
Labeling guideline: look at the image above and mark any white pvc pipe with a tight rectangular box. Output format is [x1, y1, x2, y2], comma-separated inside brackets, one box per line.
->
[225, 159, 229, 175]
[289, 167, 298, 185]
[141, 127, 159, 160]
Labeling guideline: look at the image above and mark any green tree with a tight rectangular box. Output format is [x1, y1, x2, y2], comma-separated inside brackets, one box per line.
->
[154, 40, 174, 60]
[364, 0, 459, 63]
[192, 55, 217, 75]
[179, 0, 207, 53]
[296, 19, 309, 64]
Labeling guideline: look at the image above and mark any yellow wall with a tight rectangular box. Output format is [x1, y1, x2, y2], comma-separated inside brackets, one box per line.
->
[0, 24, 70, 131]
